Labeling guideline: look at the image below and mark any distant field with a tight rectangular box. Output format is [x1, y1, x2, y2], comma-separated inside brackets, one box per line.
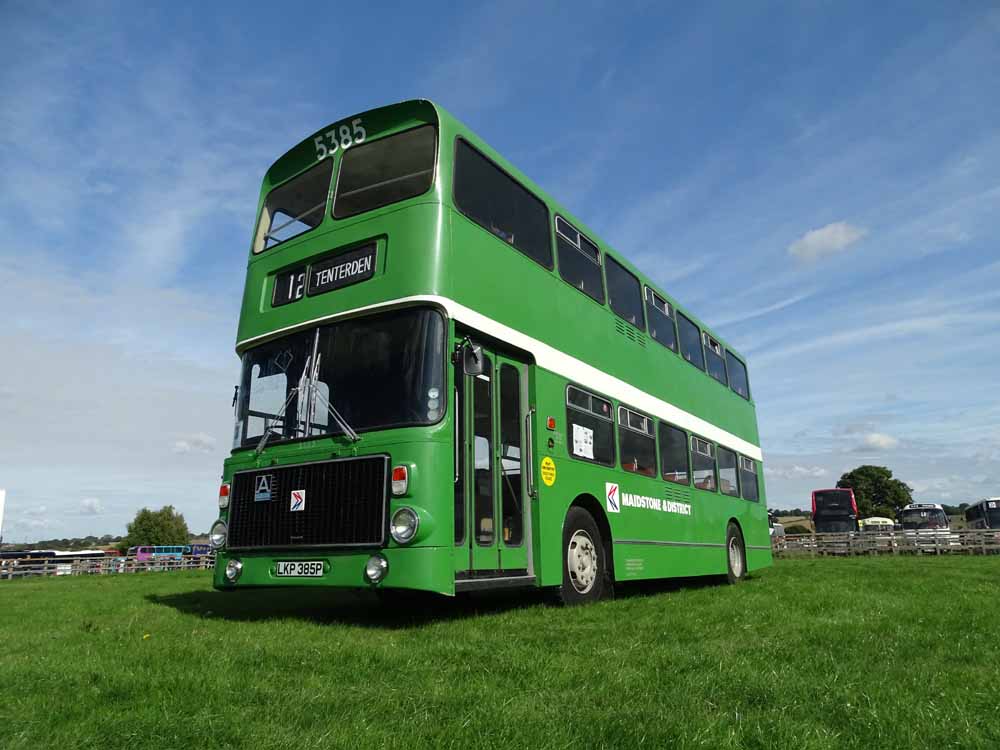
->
[2, 557, 998, 749]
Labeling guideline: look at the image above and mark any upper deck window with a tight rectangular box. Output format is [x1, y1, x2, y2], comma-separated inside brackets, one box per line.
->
[333, 125, 436, 219]
[253, 159, 334, 254]
[556, 217, 604, 303]
[703, 333, 728, 385]
[605, 256, 644, 329]
[677, 312, 705, 370]
[454, 139, 552, 269]
[726, 350, 750, 400]
[645, 288, 677, 352]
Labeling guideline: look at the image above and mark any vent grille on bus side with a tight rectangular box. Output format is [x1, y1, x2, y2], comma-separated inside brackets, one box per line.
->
[663, 483, 691, 505]
[228, 456, 389, 549]
[615, 319, 647, 347]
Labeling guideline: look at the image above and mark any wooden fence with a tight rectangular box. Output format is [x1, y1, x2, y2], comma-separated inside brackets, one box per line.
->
[0, 554, 215, 580]
[773, 529, 1000, 557]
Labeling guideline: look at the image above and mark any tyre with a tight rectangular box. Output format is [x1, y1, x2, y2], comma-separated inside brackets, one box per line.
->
[726, 522, 747, 584]
[557, 507, 611, 605]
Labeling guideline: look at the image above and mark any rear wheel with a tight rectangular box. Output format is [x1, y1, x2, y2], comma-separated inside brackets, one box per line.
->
[726, 522, 747, 584]
[557, 507, 611, 605]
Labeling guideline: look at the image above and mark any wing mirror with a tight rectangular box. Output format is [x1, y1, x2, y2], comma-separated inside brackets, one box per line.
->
[462, 342, 484, 376]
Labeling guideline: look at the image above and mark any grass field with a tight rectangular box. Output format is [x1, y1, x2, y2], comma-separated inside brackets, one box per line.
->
[2, 557, 998, 749]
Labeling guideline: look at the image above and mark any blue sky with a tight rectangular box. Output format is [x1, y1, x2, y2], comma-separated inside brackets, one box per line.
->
[1, 1, 998, 540]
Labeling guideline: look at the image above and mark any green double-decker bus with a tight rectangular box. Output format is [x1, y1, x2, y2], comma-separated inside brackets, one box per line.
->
[210, 99, 770, 603]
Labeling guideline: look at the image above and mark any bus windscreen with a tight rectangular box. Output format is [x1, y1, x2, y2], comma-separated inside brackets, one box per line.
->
[235, 307, 445, 448]
[900, 508, 949, 530]
[813, 490, 855, 516]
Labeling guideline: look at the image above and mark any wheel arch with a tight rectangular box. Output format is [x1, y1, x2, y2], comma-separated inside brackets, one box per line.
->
[568, 493, 615, 580]
[727, 516, 744, 537]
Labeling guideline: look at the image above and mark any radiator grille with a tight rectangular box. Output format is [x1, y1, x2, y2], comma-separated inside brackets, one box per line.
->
[228, 456, 389, 549]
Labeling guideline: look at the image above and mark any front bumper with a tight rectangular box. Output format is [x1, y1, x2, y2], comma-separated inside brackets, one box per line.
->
[212, 545, 454, 595]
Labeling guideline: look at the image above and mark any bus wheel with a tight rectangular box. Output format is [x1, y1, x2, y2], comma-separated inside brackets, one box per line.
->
[558, 507, 610, 605]
[726, 522, 747, 584]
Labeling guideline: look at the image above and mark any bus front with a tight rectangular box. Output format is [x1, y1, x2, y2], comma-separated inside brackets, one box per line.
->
[210, 101, 456, 595]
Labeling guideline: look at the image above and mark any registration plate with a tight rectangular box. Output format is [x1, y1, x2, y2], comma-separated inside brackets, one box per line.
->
[275, 561, 324, 577]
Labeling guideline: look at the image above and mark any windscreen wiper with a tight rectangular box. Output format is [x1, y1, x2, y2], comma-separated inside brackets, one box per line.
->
[255, 387, 300, 457]
[306, 353, 360, 442]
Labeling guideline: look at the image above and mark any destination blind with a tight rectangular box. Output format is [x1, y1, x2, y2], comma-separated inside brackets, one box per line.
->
[308, 243, 377, 296]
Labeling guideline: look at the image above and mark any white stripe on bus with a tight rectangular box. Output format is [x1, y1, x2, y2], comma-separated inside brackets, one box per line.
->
[236, 294, 765, 462]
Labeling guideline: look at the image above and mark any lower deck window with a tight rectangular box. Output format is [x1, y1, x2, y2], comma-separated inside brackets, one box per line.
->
[740, 456, 759, 502]
[566, 386, 615, 466]
[659, 423, 690, 484]
[717, 447, 740, 497]
[691, 437, 717, 491]
[618, 407, 656, 476]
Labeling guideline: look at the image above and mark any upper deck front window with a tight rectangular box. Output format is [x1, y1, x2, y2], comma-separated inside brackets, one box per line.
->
[252, 159, 334, 254]
[332, 125, 437, 219]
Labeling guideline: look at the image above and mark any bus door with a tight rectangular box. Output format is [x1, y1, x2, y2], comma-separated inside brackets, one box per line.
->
[454, 345, 531, 577]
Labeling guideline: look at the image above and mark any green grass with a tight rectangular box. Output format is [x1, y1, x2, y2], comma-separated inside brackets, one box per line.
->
[1, 557, 998, 749]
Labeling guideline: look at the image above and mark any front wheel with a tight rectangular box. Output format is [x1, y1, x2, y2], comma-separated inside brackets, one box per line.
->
[557, 507, 612, 605]
[726, 522, 747, 584]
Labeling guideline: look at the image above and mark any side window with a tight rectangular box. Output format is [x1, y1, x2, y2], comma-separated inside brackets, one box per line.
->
[605, 256, 645, 329]
[617, 406, 656, 476]
[718, 447, 740, 497]
[555, 217, 605, 303]
[645, 288, 677, 352]
[454, 139, 552, 269]
[704, 334, 728, 385]
[565, 386, 615, 466]
[691, 437, 717, 491]
[726, 350, 750, 400]
[677, 312, 705, 370]
[658, 423, 690, 485]
[740, 456, 759, 502]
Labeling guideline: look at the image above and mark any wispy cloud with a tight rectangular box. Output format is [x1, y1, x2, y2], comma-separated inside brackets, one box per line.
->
[859, 433, 899, 451]
[173, 434, 219, 455]
[80, 498, 103, 516]
[788, 221, 868, 263]
[764, 464, 829, 480]
[712, 290, 815, 329]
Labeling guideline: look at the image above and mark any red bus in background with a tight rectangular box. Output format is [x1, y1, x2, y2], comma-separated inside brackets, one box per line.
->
[812, 488, 859, 533]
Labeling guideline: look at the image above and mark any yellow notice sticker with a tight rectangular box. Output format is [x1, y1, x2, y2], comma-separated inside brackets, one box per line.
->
[540, 456, 556, 486]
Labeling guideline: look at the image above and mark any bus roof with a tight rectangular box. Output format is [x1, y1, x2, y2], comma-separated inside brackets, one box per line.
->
[966, 497, 1000, 509]
[260, 98, 747, 367]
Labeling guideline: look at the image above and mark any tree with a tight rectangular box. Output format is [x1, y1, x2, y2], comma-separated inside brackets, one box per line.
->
[121, 506, 190, 550]
[836, 465, 913, 517]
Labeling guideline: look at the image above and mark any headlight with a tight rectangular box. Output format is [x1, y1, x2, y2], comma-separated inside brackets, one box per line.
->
[390, 507, 419, 544]
[364, 554, 389, 584]
[224, 558, 243, 582]
[209, 520, 228, 549]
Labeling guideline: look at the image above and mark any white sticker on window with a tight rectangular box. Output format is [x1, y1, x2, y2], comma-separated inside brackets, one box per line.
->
[572, 423, 594, 459]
